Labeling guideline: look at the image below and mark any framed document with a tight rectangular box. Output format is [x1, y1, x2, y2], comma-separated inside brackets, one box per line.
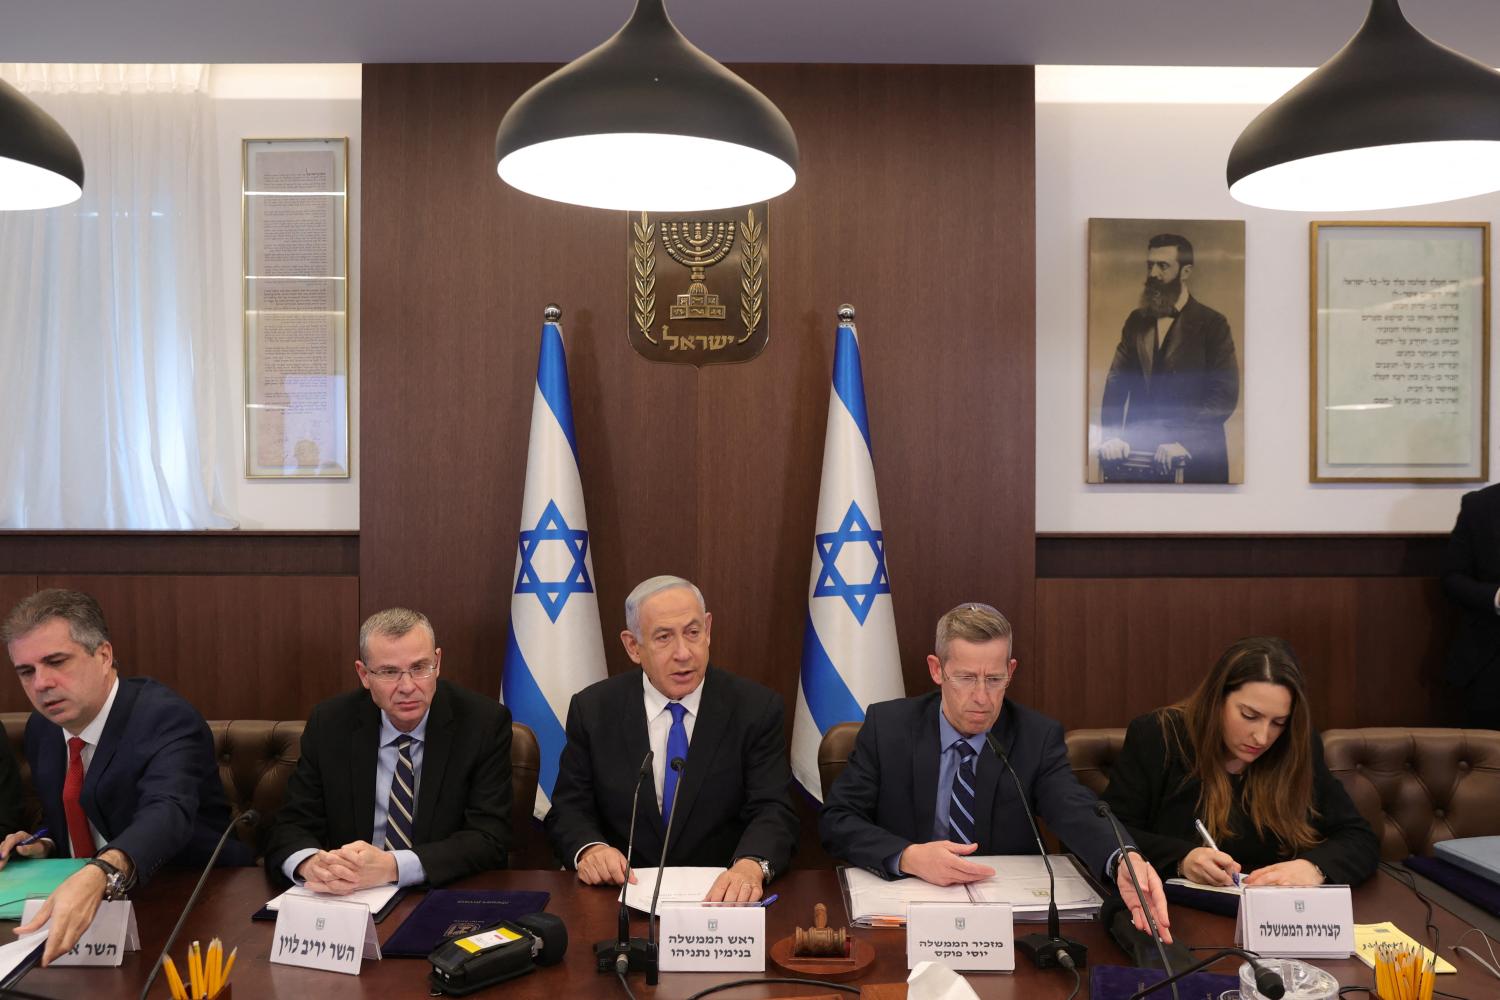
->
[242, 137, 350, 478]
[1311, 222, 1489, 482]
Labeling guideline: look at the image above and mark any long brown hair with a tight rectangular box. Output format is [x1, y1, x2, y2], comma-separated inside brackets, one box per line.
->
[1159, 636, 1320, 852]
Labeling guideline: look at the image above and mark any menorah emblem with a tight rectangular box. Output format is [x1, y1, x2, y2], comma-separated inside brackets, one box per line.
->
[663, 220, 737, 320]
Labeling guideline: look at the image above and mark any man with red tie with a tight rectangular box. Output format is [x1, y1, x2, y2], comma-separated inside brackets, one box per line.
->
[0, 589, 248, 965]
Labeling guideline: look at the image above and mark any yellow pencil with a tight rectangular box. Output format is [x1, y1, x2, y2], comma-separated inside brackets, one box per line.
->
[189, 941, 203, 1000]
[214, 947, 237, 998]
[211, 938, 223, 996]
[163, 955, 188, 1000]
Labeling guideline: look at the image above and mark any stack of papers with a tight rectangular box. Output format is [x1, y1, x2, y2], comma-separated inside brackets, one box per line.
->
[840, 855, 1104, 926]
[621, 867, 723, 911]
[1353, 922, 1456, 974]
[1165, 877, 1242, 896]
[265, 883, 401, 913]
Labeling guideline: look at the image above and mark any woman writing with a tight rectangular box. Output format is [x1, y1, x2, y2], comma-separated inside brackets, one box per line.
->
[1103, 636, 1378, 887]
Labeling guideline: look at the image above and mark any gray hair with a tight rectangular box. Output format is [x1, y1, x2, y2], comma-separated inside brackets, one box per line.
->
[2, 589, 111, 654]
[934, 602, 1012, 662]
[625, 575, 706, 638]
[358, 607, 436, 662]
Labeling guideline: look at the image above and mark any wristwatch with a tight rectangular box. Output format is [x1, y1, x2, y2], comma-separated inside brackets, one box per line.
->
[85, 857, 133, 901]
[736, 856, 774, 884]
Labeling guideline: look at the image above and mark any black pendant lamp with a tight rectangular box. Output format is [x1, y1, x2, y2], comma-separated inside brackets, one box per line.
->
[0, 78, 83, 210]
[1228, 0, 1500, 211]
[495, 0, 797, 212]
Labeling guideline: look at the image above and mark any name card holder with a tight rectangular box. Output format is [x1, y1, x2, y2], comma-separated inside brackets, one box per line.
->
[270, 894, 381, 975]
[907, 902, 1014, 971]
[1236, 885, 1353, 959]
[658, 903, 766, 972]
[21, 899, 138, 967]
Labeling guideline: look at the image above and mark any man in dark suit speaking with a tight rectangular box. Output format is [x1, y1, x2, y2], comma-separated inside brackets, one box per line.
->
[266, 607, 511, 890]
[1098, 233, 1239, 483]
[0, 589, 251, 965]
[1442, 482, 1500, 729]
[820, 603, 1173, 939]
[544, 576, 798, 902]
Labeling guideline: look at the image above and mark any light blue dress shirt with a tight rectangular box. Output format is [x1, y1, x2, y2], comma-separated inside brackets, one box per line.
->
[885, 715, 987, 875]
[282, 709, 431, 888]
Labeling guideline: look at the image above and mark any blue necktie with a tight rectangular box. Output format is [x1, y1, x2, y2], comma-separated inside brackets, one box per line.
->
[948, 739, 978, 845]
[661, 702, 689, 829]
[383, 734, 417, 851]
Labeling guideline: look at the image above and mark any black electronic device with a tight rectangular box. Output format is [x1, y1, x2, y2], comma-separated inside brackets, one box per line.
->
[593, 749, 654, 975]
[428, 912, 567, 997]
[1104, 898, 1194, 970]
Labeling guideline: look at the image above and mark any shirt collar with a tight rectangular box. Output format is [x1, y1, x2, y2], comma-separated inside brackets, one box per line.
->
[74, 676, 120, 746]
[379, 707, 430, 746]
[642, 670, 705, 720]
[937, 706, 989, 756]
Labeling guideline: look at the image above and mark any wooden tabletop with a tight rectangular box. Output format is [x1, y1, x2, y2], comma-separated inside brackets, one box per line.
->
[12, 866, 1500, 998]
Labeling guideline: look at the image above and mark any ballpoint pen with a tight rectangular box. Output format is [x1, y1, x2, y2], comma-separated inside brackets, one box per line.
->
[759, 894, 779, 907]
[15, 829, 48, 847]
[1193, 819, 1241, 886]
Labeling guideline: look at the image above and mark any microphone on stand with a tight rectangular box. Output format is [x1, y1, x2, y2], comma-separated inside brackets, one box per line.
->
[1127, 947, 1285, 1000]
[138, 809, 258, 1000]
[646, 756, 686, 987]
[1094, 801, 1179, 1000]
[982, 732, 1086, 971]
[594, 749, 654, 974]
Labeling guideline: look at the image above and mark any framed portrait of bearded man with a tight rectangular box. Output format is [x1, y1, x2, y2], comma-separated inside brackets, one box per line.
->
[1086, 218, 1246, 484]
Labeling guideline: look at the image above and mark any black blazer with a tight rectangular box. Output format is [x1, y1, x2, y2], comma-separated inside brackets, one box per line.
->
[264, 679, 512, 888]
[819, 693, 1120, 880]
[26, 676, 252, 883]
[1101, 712, 1379, 886]
[543, 666, 798, 876]
[1099, 295, 1239, 483]
[1442, 482, 1500, 690]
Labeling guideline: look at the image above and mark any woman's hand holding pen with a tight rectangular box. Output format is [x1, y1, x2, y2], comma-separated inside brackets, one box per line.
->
[1180, 846, 1240, 886]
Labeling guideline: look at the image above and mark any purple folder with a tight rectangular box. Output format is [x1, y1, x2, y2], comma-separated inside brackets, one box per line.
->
[382, 889, 551, 957]
[1403, 854, 1500, 918]
[1090, 964, 1238, 1000]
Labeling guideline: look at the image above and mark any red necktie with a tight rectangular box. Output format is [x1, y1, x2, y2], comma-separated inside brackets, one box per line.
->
[63, 737, 93, 859]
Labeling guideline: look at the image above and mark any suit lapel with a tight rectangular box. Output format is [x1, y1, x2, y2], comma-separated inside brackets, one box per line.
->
[82, 677, 139, 833]
[626, 676, 663, 838]
[350, 699, 380, 843]
[413, 682, 453, 843]
[975, 702, 1018, 850]
[1137, 320, 1156, 381]
[1158, 298, 1192, 371]
[668, 668, 728, 843]
[912, 696, 941, 843]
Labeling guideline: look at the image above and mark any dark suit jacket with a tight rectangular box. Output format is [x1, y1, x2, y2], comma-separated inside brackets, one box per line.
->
[1442, 482, 1500, 692]
[264, 679, 512, 889]
[1099, 295, 1239, 483]
[0, 735, 23, 839]
[1102, 712, 1378, 886]
[544, 666, 798, 875]
[819, 693, 1120, 880]
[25, 676, 252, 883]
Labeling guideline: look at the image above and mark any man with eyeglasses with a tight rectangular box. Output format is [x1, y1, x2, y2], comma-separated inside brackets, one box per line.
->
[819, 603, 1173, 940]
[266, 607, 511, 890]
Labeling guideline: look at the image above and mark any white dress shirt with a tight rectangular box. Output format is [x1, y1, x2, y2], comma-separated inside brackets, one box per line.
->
[641, 672, 703, 811]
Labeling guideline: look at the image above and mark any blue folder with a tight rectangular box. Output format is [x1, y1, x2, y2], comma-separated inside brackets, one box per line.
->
[382, 889, 551, 957]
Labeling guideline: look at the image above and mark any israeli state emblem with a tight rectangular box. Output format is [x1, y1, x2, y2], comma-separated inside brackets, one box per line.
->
[628, 203, 769, 366]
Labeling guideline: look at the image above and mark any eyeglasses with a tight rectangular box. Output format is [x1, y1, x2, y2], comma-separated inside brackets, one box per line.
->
[944, 671, 1010, 693]
[366, 662, 438, 683]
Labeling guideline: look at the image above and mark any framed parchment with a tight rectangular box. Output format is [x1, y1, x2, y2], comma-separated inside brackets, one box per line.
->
[243, 138, 350, 478]
[1311, 222, 1488, 482]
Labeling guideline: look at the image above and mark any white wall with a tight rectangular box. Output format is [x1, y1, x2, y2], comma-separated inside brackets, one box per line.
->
[209, 65, 361, 529]
[1036, 79, 1500, 533]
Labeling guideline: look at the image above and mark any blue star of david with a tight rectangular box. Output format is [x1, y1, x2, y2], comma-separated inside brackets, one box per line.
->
[812, 501, 891, 625]
[514, 499, 593, 622]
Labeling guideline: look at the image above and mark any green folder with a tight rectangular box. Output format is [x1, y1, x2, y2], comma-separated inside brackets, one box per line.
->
[0, 860, 88, 920]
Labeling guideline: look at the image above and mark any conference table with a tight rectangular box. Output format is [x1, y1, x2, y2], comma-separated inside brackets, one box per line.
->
[12, 866, 1500, 998]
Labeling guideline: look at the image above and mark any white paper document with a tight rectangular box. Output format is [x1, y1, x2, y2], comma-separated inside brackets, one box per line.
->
[1166, 876, 1243, 896]
[0, 930, 46, 986]
[840, 855, 1103, 926]
[266, 882, 400, 913]
[621, 867, 723, 911]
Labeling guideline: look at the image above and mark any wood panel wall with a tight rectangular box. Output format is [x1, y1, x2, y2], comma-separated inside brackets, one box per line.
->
[359, 64, 1038, 710]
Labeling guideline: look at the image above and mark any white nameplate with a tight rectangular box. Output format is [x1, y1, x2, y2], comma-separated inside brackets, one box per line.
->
[658, 903, 765, 972]
[270, 894, 381, 975]
[21, 899, 138, 967]
[1236, 885, 1353, 959]
[907, 902, 1014, 971]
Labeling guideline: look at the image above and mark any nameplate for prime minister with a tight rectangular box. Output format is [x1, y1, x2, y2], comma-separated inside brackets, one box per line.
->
[907, 902, 1014, 971]
[270, 894, 382, 975]
[21, 899, 138, 966]
[657, 903, 766, 972]
[1235, 885, 1353, 959]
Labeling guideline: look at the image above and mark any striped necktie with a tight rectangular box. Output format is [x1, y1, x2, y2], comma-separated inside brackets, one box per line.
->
[948, 739, 978, 845]
[383, 734, 417, 851]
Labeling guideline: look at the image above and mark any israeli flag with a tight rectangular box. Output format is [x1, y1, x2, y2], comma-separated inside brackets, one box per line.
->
[501, 309, 608, 818]
[792, 308, 905, 799]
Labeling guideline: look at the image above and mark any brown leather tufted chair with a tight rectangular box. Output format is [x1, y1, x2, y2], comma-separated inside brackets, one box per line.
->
[210, 720, 305, 852]
[1064, 728, 1127, 796]
[1, 713, 41, 831]
[508, 722, 541, 864]
[1322, 728, 1500, 861]
[818, 722, 862, 799]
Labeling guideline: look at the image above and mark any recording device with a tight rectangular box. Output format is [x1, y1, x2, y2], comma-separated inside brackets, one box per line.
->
[138, 810, 257, 1000]
[982, 732, 1087, 971]
[1093, 801, 1179, 1000]
[646, 756, 686, 987]
[428, 912, 568, 996]
[594, 749, 653, 975]
[1126, 947, 1285, 1000]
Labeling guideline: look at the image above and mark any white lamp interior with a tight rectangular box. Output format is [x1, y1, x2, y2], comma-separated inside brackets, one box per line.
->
[1230, 139, 1500, 212]
[0, 155, 82, 210]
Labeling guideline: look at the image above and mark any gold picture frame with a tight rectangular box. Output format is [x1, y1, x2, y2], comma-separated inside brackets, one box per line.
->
[242, 137, 351, 479]
[1310, 221, 1489, 483]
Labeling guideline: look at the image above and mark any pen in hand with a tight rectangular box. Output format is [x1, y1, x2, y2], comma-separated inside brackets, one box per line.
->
[1193, 819, 1241, 886]
[16, 829, 48, 848]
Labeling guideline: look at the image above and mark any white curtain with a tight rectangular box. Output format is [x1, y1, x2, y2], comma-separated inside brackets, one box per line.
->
[0, 64, 235, 529]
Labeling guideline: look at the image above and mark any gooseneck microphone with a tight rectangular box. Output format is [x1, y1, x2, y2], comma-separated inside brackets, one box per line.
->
[138, 809, 258, 1000]
[594, 749, 654, 976]
[645, 756, 686, 987]
[983, 732, 1087, 971]
[1126, 947, 1285, 1000]
[1094, 801, 1179, 1000]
